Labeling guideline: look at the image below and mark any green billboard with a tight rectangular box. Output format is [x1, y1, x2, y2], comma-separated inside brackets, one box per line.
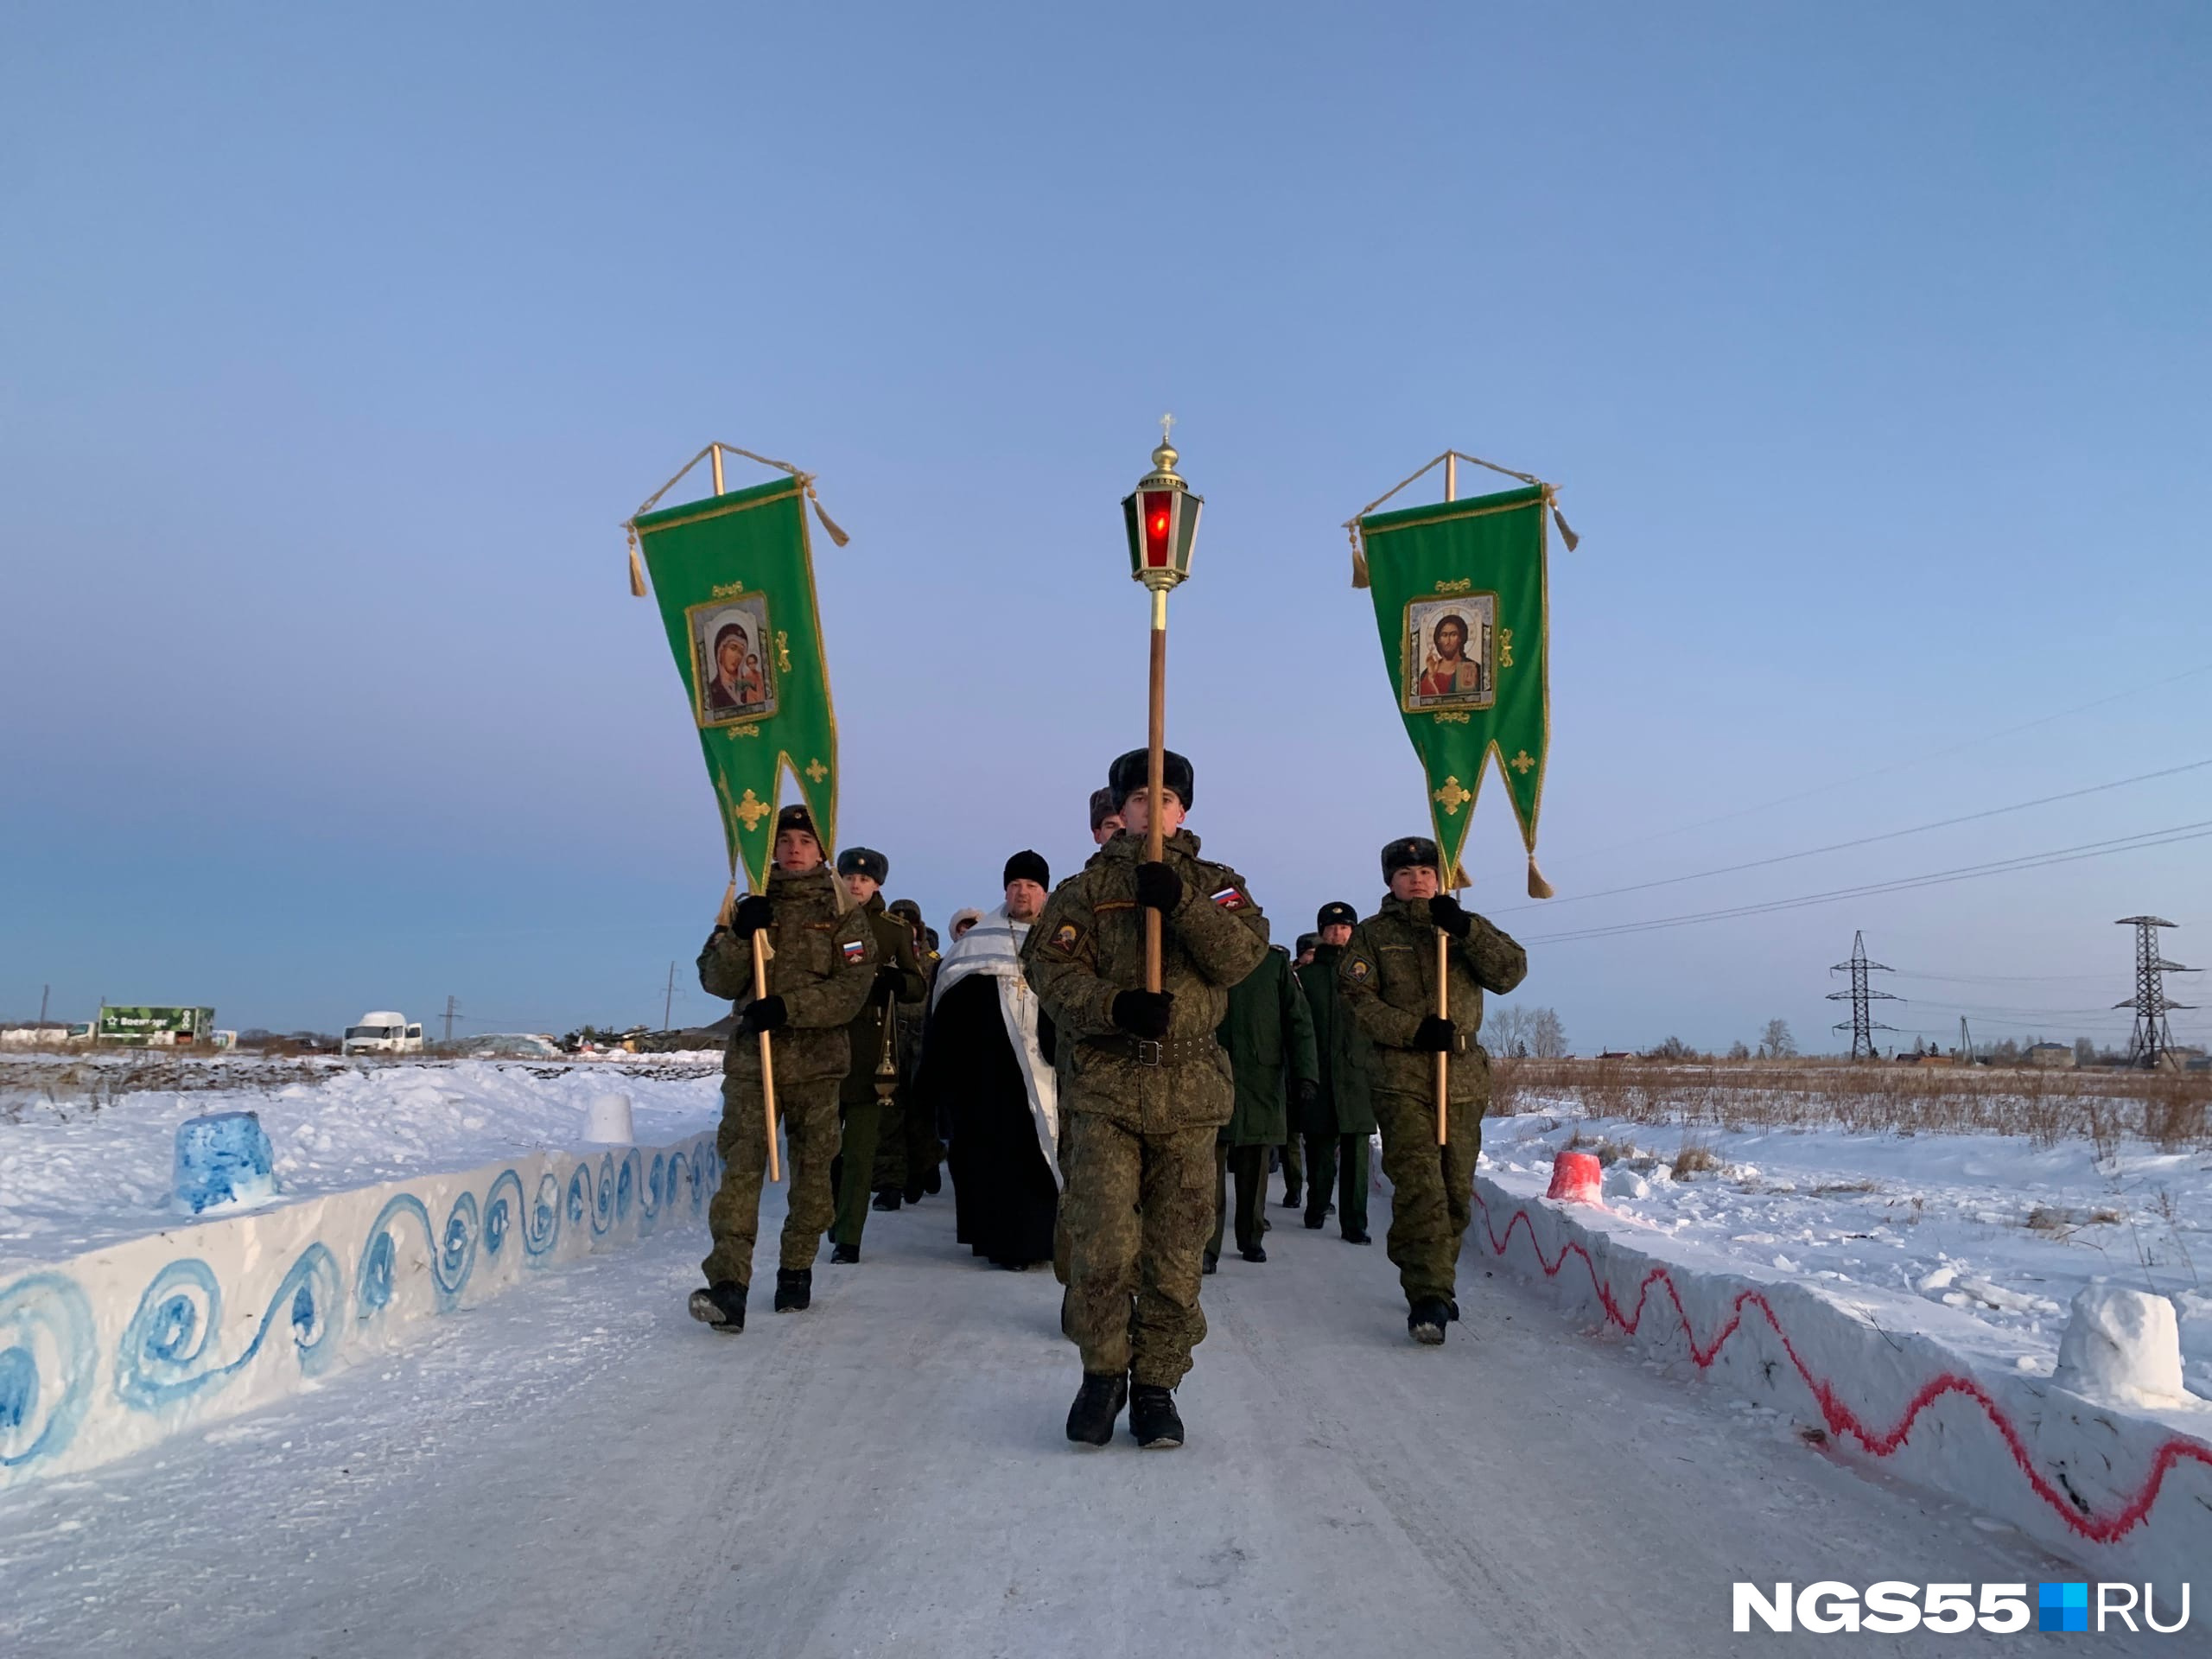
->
[96, 1006, 216, 1046]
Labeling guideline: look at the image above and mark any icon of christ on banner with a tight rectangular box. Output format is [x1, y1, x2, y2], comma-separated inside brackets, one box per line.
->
[1401, 594, 1495, 713]
[689, 594, 778, 726]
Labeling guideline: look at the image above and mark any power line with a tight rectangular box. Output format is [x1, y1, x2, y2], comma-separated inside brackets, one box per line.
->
[1493, 757, 2212, 916]
[1548, 656, 2212, 865]
[1521, 818, 2212, 944]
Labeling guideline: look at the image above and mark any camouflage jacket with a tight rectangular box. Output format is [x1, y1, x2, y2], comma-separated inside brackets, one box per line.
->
[697, 864, 879, 1087]
[1338, 895, 1527, 1103]
[1022, 829, 1269, 1134]
[839, 893, 929, 1103]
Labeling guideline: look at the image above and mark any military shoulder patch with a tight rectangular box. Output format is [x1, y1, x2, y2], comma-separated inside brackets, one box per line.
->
[1210, 885, 1247, 911]
[1050, 921, 1083, 951]
[1348, 957, 1373, 982]
[841, 937, 868, 963]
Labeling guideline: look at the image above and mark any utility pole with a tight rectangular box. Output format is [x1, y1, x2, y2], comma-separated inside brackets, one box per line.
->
[39, 984, 49, 1024]
[442, 995, 460, 1044]
[1827, 930, 1901, 1061]
[663, 962, 677, 1032]
[1959, 1015, 1973, 1065]
[2114, 916, 2198, 1071]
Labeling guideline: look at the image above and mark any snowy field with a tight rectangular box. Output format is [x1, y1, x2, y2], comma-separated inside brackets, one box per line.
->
[0, 1055, 721, 1270]
[1485, 1099, 2212, 1401]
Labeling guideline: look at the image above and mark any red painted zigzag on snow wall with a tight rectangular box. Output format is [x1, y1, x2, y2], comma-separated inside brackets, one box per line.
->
[1471, 1176, 2212, 1586]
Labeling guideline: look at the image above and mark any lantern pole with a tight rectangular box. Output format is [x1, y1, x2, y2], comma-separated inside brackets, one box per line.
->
[1433, 454, 1458, 1147]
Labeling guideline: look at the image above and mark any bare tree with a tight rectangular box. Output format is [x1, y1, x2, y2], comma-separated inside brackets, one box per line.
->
[1529, 1007, 1569, 1058]
[1486, 1004, 1532, 1059]
[1758, 1018, 1796, 1059]
[1726, 1039, 1751, 1061]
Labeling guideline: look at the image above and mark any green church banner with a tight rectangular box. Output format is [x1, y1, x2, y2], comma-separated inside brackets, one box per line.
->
[1357, 482, 1553, 897]
[630, 474, 839, 893]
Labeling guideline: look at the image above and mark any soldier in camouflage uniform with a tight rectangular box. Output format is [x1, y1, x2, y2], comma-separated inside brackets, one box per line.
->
[1024, 748, 1268, 1449]
[885, 898, 942, 1203]
[1338, 836, 1527, 1344]
[689, 804, 879, 1332]
[827, 848, 928, 1262]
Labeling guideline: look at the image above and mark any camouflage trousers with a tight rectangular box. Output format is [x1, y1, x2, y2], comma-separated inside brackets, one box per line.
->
[1372, 1088, 1484, 1305]
[702, 1077, 842, 1287]
[1060, 1113, 1217, 1388]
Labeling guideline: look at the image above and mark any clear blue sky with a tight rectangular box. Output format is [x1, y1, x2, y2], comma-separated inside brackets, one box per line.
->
[5, 3, 2209, 1052]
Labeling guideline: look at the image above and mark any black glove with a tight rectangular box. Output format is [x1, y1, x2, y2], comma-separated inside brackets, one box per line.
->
[1413, 1014, 1457, 1053]
[1293, 1078, 1320, 1112]
[1135, 861, 1183, 913]
[738, 995, 787, 1035]
[1110, 988, 1174, 1039]
[732, 894, 774, 939]
[1427, 893, 1471, 938]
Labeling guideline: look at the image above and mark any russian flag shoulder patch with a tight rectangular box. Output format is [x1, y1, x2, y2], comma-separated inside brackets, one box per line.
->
[841, 937, 868, 963]
[1211, 885, 1247, 911]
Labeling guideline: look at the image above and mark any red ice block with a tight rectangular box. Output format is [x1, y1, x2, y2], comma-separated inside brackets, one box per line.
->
[1546, 1148, 1603, 1205]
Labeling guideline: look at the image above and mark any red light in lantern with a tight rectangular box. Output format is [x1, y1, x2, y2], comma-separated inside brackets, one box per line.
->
[1141, 490, 1174, 568]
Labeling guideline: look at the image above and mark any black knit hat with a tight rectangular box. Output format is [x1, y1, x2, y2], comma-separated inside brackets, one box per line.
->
[1003, 849, 1050, 889]
[775, 803, 817, 840]
[1108, 747, 1194, 810]
[836, 846, 888, 883]
[1316, 900, 1358, 931]
[1380, 836, 1440, 880]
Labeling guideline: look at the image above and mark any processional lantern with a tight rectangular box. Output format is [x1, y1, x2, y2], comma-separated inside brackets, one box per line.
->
[1122, 417, 1203, 589]
[1121, 416, 1204, 996]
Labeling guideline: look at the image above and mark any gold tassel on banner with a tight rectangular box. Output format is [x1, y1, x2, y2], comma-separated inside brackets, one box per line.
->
[715, 878, 738, 927]
[627, 527, 648, 598]
[1350, 526, 1370, 589]
[805, 484, 850, 548]
[1543, 487, 1580, 553]
[1526, 853, 1554, 899]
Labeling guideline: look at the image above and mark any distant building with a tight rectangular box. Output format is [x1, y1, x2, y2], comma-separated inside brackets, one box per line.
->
[2024, 1042, 2076, 1069]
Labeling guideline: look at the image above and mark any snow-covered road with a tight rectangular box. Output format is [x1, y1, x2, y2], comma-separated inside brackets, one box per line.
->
[2, 1181, 2171, 1656]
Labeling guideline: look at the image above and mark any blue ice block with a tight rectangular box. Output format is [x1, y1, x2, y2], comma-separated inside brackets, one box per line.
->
[172, 1110, 276, 1214]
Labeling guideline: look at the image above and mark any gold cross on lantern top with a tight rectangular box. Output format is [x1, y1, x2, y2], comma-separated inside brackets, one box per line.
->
[1159, 412, 1175, 445]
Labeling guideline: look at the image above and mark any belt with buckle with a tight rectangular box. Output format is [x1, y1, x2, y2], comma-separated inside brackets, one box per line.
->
[1090, 1033, 1216, 1068]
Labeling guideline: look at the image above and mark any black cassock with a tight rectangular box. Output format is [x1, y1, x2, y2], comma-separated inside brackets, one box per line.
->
[922, 975, 1058, 1269]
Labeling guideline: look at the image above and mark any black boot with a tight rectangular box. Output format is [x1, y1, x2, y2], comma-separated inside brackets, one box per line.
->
[1202, 1250, 1219, 1275]
[872, 1188, 901, 1211]
[1303, 1210, 1326, 1230]
[1240, 1245, 1267, 1264]
[923, 1166, 942, 1195]
[830, 1242, 860, 1265]
[1446, 1298, 1461, 1322]
[773, 1268, 812, 1312]
[1065, 1371, 1128, 1446]
[1128, 1383, 1184, 1449]
[1342, 1227, 1372, 1245]
[1281, 1184, 1301, 1210]
[902, 1183, 925, 1205]
[1408, 1298, 1450, 1345]
[687, 1280, 747, 1332]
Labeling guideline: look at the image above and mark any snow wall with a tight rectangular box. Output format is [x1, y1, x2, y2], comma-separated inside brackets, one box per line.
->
[0, 1129, 722, 1491]
[1471, 1173, 2212, 1589]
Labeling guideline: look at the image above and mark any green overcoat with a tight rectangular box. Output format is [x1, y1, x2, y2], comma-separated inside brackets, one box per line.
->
[1294, 943, 1376, 1136]
[1215, 945, 1318, 1147]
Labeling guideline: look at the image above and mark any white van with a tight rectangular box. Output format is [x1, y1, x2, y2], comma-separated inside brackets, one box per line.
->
[342, 1012, 425, 1055]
